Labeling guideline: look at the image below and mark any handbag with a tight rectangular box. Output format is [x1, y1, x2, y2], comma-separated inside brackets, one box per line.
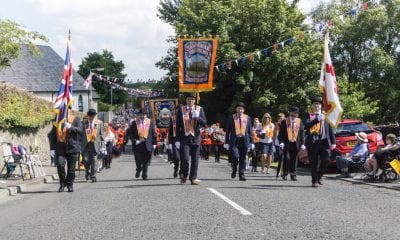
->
[389, 159, 400, 175]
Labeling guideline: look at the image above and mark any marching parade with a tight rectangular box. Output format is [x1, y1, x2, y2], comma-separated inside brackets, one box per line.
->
[1, 1, 400, 240]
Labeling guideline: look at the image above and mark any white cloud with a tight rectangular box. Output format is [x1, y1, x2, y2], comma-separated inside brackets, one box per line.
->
[1, 0, 174, 81]
[1, 0, 330, 81]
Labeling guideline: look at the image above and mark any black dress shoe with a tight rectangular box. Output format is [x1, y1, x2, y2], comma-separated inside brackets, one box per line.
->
[91, 177, 97, 183]
[282, 175, 287, 181]
[290, 175, 297, 181]
[135, 172, 140, 178]
[231, 172, 236, 179]
[317, 180, 323, 185]
[142, 176, 148, 181]
[85, 173, 89, 181]
[173, 171, 178, 178]
[239, 176, 247, 181]
[67, 185, 74, 192]
[58, 184, 65, 192]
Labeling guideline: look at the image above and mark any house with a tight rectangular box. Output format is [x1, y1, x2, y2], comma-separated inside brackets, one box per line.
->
[0, 44, 99, 112]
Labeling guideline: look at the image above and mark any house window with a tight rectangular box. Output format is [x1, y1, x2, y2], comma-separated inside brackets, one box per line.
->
[78, 95, 83, 112]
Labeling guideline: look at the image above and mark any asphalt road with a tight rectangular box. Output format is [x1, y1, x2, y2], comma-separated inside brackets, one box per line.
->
[0, 149, 399, 240]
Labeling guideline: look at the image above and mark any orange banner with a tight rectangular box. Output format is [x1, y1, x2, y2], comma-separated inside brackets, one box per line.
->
[178, 37, 218, 92]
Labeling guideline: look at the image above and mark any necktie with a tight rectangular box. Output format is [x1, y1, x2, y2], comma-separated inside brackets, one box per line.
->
[239, 114, 242, 129]
[189, 107, 192, 119]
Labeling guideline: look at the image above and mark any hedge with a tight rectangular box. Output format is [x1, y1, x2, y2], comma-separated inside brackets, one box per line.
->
[0, 83, 53, 129]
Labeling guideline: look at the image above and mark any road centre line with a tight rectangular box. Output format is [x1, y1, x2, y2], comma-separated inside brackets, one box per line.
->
[207, 188, 252, 216]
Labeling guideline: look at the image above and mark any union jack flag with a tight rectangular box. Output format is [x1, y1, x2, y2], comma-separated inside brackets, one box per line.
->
[54, 34, 73, 141]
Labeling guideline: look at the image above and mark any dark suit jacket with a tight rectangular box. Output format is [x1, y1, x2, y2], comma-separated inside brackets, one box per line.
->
[304, 113, 336, 149]
[278, 118, 305, 150]
[224, 114, 254, 149]
[175, 105, 207, 145]
[81, 119, 105, 155]
[49, 116, 84, 155]
[168, 118, 176, 144]
[130, 118, 157, 152]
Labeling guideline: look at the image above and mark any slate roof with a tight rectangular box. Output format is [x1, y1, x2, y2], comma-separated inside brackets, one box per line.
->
[0, 44, 89, 92]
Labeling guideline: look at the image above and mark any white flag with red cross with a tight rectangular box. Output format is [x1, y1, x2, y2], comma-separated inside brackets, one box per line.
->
[319, 32, 343, 128]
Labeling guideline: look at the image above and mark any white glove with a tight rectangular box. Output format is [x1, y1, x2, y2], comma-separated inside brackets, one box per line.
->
[330, 144, 336, 150]
[279, 143, 284, 149]
[300, 145, 306, 150]
[223, 144, 229, 150]
[251, 144, 255, 150]
[153, 145, 157, 150]
[50, 150, 55, 158]
[168, 144, 172, 150]
[192, 110, 200, 118]
[135, 140, 141, 145]
[175, 141, 181, 150]
[260, 130, 266, 134]
[317, 114, 324, 121]
[64, 122, 71, 129]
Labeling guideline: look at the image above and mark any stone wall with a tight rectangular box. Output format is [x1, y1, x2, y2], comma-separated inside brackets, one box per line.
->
[0, 124, 52, 168]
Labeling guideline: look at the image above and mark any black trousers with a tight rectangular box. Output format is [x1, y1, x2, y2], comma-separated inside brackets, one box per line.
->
[202, 145, 210, 160]
[181, 143, 200, 180]
[283, 142, 299, 176]
[230, 138, 247, 176]
[307, 141, 330, 183]
[56, 153, 78, 186]
[171, 145, 181, 173]
[251, 143, 260, 170]
[135, 143, 152, 178]
[214, 144, 222, 162]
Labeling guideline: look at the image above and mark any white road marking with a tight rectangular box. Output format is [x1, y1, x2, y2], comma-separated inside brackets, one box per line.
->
[207, 188, 252, 216]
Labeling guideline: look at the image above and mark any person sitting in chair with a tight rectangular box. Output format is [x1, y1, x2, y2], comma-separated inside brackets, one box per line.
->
[336, 132, 369, 178]
[365, 133, 399, 178]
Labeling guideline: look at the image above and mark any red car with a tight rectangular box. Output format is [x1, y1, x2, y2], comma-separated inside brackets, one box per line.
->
[298, 119, 385, 165]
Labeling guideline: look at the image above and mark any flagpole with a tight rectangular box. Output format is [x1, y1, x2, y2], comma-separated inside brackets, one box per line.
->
[67, 29, 71, 119]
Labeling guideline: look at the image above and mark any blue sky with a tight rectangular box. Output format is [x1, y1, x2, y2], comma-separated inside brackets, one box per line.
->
[0, 0, 329, 82]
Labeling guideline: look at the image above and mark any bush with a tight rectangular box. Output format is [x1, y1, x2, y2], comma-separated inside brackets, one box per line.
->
[0, 83, 53, 129]
[98, 101, 117, 112]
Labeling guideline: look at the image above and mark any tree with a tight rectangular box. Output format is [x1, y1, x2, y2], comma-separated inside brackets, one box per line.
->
[157, 0, 323, 124]
[77, 50, 128, 107]
[0, 19, 48, 68]
[310, 0, 400, 123]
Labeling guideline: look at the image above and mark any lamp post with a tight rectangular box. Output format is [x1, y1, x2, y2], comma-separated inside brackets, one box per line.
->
[89, 68, 104, 109]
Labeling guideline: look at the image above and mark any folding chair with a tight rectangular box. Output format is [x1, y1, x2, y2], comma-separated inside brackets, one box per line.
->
[26, 154, 46, 177]
[0, 142, 26, 180]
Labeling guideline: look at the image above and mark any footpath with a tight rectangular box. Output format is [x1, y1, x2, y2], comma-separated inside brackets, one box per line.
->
[0, 162, 58, 198]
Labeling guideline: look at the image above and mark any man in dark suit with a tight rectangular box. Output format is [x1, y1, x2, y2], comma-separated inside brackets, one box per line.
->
[278, 106, 305, 181]
[130, 108, 157, 180]
[82, 109, 105, 183]
[49, 106, 83, 192]
[175, 93, 207, 185]
[304, 96, 336, 187]
[224, 102, 254, 181]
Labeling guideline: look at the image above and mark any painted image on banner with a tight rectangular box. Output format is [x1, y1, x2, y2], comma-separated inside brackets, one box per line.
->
[183, 40, 213, 84]
[150, 99, 178, 128]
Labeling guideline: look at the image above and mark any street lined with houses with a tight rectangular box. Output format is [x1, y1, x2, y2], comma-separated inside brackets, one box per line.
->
[0, 149, 399, 240]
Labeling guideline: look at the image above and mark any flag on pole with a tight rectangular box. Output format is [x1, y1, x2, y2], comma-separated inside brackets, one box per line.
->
[54, 31, 73, 142]
[83, 72, 93, 89]
[319, 32, 343, 128]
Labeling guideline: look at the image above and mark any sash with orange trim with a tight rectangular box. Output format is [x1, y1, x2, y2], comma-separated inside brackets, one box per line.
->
[182, 105, 200, 136]
[309, 113, 321, 136]
[252, 129, 260, 143]
[56, 115, 76, 143]
[286, 118, 301, 142]
[233, 114, 248, 137]
[86, 119, 99, 143]
[262, 123, 274, 139]
[136, 118, 151, 140]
